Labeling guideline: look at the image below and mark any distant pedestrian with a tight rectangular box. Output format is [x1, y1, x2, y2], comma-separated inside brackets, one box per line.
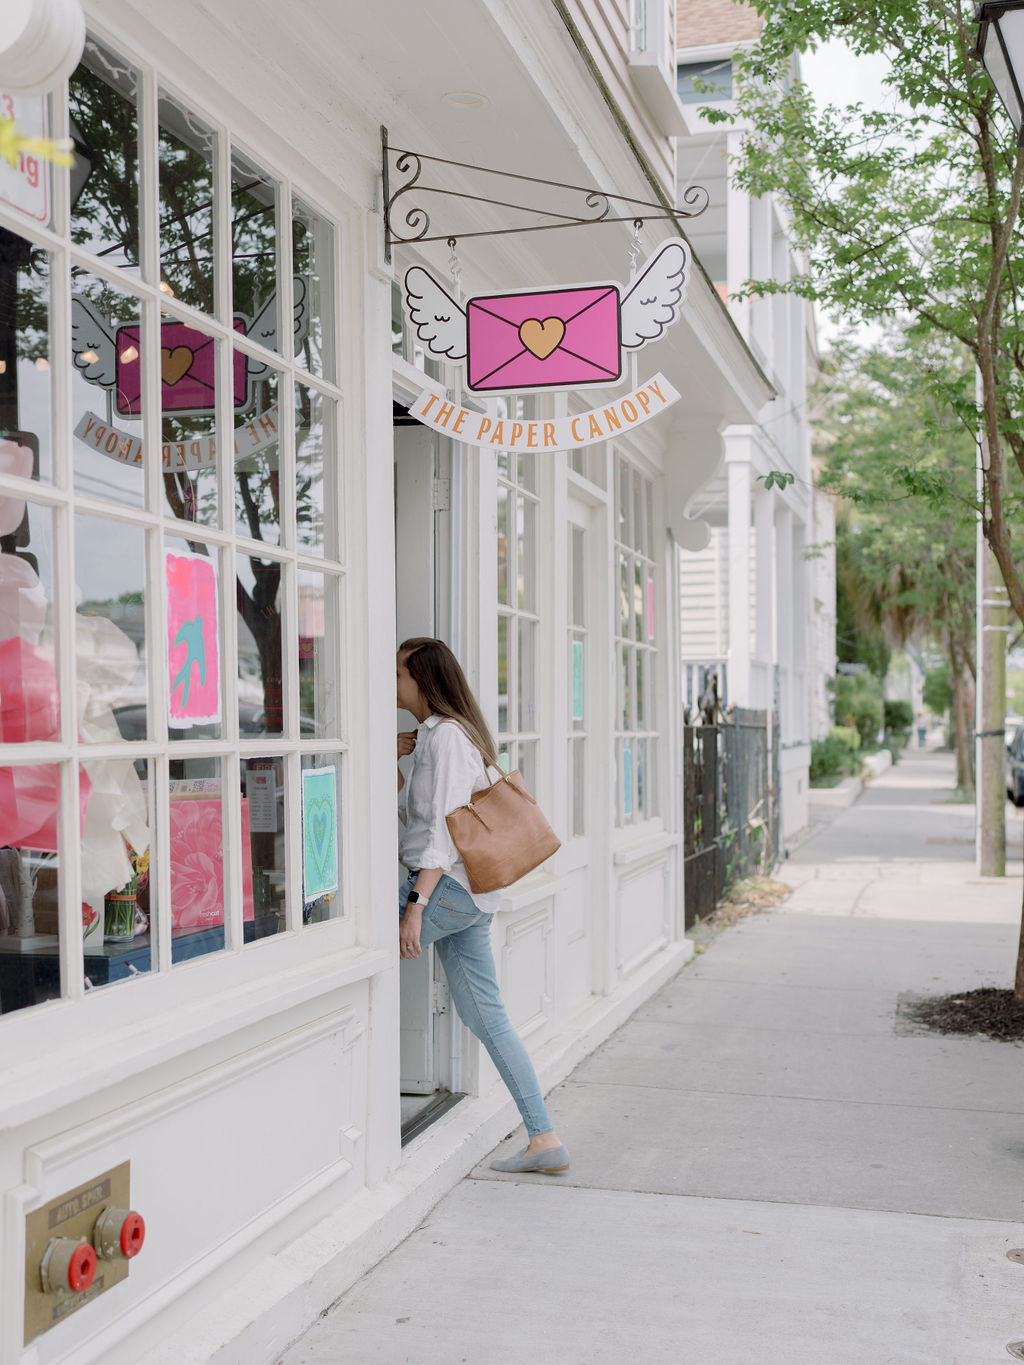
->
[916, 711, 927, 748]
[396, 636, 570, 1174]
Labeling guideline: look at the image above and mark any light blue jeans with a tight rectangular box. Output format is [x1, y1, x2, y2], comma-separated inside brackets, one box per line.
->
[399, 871, 553, 1137]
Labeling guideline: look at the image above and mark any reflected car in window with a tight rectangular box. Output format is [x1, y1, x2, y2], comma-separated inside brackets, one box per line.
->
[1005, 723, 1024, 806]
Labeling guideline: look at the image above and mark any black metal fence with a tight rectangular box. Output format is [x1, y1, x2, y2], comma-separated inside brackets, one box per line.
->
[682, 707, 779, 928]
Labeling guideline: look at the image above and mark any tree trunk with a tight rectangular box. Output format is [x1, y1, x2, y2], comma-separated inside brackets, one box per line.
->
[977, 546, 1006, 877]
[950, 646, 973, 790]
[1016, 884, 1024, 1006]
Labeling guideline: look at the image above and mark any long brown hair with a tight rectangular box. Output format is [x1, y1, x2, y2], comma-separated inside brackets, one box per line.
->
[399, 637, 498, 765]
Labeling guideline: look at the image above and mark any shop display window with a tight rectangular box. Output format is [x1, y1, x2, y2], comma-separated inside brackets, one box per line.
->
[0, 33, 347, 1014]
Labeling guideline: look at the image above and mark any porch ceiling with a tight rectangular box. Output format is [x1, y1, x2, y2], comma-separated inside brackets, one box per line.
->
[109, 0, 770, 421]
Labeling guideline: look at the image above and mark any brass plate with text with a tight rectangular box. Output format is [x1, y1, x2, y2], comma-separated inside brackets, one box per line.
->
[24, 1162, 132, 1345]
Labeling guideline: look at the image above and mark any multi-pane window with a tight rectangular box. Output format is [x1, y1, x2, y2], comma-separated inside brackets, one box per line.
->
[567, 523, 587, 838]
[614, 456, 658, 824]
[496, 398, 539, 794]
[0, 36, 346, 1016]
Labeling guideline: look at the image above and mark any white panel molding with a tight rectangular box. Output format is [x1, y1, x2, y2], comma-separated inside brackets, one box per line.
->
[23, 1007, 363, 1180]
[612, 832, 680, 868]
[500, 904, 553, 1040]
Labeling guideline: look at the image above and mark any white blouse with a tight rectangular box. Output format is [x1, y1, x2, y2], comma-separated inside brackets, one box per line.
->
[398, 714, 502, 913]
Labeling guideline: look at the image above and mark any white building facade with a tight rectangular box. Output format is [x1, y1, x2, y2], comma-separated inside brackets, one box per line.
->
[0, 3, 772, 1361]
[674, 4, 837, 838]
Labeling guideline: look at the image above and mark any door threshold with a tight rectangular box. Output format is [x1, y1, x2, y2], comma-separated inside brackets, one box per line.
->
[400, 1090, 466, 1146]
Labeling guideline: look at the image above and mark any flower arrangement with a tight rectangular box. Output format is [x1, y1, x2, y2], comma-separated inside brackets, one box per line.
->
[103, 843, 150, 942]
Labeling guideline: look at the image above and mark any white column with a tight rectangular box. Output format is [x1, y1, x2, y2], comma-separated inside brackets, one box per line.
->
[725, 429, 753, 705]
[753, 485, 775, 709]
[776, 505, 794, 742]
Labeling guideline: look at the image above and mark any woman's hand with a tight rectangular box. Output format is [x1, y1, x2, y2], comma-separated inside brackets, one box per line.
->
[399, 906, 423, 959]
[397, 731, 417, 760]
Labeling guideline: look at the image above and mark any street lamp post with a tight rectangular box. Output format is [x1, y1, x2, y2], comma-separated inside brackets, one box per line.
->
[975, 2, 1024, 139]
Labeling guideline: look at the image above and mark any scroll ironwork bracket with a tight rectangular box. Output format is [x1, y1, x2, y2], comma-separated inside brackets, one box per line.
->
[381, 125, 708, 265]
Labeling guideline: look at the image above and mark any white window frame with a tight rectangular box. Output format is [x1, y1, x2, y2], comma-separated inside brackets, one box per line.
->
[0, 26, 357, 1026]
[613, 450, 659, 826]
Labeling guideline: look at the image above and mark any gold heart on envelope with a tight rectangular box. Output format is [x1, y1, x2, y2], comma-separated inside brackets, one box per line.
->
[519, 317, 565, 360]
[161, 346, 194, 387]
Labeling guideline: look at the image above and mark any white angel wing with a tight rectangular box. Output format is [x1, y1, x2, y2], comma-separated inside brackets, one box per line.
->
[619, 242, 690, 350]
[71, 296, 118, 389]
[404, 267, 467, 360]
[244, 276, 308, 379]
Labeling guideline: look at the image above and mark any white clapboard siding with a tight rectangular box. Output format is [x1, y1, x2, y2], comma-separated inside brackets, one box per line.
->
[679, 525, 729, 660]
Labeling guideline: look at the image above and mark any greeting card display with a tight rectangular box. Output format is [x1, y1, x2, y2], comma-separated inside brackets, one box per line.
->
[169, 796, 254, 931]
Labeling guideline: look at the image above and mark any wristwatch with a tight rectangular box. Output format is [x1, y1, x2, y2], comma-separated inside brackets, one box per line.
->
[407, 890, 427, 906]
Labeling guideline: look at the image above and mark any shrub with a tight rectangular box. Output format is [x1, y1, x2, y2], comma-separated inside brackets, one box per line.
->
[884, 699, 914, 733]
[811, 732, 860, 783]
[833, 672, 884, 748]
[830, 725, 860, 751]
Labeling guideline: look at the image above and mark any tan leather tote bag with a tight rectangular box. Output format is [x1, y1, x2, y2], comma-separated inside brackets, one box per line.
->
[442, 726, 560, 893]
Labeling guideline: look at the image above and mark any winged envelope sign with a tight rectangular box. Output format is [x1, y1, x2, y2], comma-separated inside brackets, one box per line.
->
[404, 242, 689, 395]
[70, 278, 310, 419]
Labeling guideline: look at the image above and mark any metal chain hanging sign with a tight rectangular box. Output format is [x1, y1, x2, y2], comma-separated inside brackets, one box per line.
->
[384, 129, 706, 452]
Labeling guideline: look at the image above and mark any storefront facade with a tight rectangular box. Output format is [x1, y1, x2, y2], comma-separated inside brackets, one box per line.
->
[0, 4, 771, 1360]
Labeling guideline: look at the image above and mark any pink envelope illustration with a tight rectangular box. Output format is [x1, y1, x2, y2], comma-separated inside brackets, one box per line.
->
[466, 285, 621, 393]
[115, 319, 248, 417]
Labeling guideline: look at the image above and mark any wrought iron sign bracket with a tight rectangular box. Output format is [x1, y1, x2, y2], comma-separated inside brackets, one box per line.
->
[381, 126, 708, 264]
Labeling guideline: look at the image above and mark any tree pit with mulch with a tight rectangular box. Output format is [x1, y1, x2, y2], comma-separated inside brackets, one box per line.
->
[904, 988, 1024, 1042]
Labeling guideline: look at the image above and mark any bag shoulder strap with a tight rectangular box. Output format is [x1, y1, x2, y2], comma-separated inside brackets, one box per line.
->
[435, 718, 503, 781]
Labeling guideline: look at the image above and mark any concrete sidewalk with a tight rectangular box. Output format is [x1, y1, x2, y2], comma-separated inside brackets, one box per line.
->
[281, 752, 1024, 1365]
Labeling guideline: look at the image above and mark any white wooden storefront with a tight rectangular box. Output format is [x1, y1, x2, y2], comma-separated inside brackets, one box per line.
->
[0, 4, 771, 1361]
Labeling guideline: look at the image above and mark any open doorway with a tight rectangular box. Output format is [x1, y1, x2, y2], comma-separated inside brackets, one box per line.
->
[394, 409, 464, 1142]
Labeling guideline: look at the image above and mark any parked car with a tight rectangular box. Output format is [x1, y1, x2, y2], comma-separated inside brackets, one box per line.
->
[1005, 722, 1024, 806]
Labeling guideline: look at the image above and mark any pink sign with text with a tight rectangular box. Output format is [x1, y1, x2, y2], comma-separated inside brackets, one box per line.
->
[166, 550, 220, 727]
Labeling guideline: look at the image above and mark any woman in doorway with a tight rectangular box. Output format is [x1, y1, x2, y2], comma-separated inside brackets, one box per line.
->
[396, 637, 569, 1174]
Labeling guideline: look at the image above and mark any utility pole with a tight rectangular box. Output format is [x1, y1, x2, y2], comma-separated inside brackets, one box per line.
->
[976, 388, 1007, 876]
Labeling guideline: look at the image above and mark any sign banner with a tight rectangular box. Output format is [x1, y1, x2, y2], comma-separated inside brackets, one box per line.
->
[410, 373, 679, 453]
[74, 405, 282, 473]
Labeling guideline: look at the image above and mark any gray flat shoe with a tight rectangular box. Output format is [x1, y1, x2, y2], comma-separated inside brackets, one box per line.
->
[489, 1144, 570, 1174]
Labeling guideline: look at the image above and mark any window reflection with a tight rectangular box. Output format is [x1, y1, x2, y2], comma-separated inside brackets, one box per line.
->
[71, 269, 145, 507]
[69, 39, 140, 271]
[241, 755, 287, 940]
[234, 354, 280, 545]
[158, 92, 216, 312]
[0, 234, 51, 482]
[292, 197, 336, 379]
[237, 550, 283, 736]
[231, 149, 279, 352]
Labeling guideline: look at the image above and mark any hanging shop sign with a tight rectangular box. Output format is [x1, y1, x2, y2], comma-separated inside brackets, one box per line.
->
[409, 373, 679, 453]
[74, 403, 282, 473]
[404, 241, 688, 397]
[70, 278, 309, 419]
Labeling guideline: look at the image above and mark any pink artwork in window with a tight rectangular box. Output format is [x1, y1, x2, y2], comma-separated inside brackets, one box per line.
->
[166, 549, 220, 727]
[169, 797, 254, 930]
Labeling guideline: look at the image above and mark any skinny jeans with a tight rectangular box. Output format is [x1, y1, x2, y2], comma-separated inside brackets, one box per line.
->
[399, 871, 553, 1137]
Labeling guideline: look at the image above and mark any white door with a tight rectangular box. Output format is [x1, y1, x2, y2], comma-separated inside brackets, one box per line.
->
[394, 421, 457, 1100]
